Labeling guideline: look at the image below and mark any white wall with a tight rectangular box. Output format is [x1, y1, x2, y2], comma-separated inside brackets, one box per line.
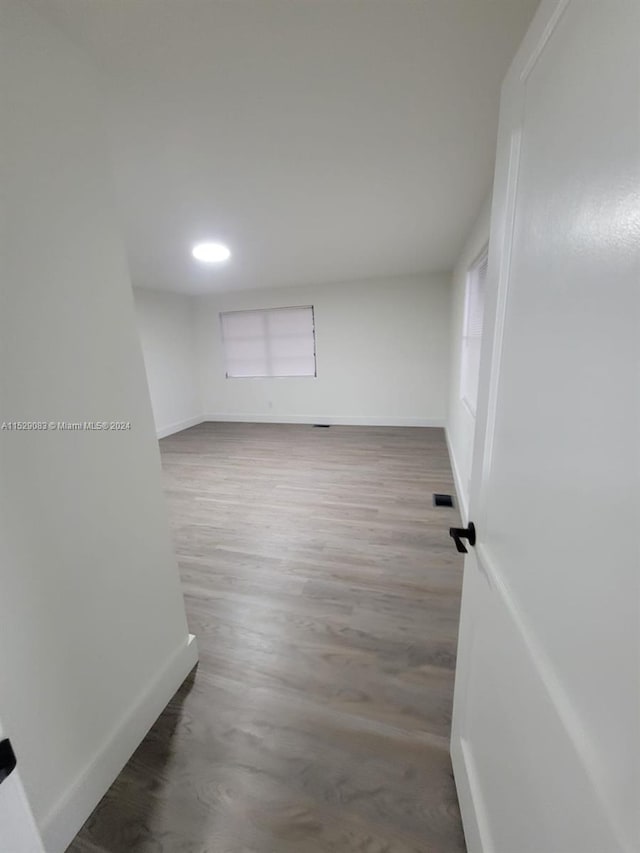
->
[0, 3, 197, 851]
[133, 289, 201, 437]
[446, 195, 492, 520]
[195, 274, 451, 426]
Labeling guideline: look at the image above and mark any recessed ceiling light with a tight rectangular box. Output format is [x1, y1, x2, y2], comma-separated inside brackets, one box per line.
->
[192, 242, 231, 263]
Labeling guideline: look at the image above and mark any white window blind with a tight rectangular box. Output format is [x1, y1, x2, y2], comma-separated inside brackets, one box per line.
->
[460, 249, 488, 415]
[220, 306, 317, 378]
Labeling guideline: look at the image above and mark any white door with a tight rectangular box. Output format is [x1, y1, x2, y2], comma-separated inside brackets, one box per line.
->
[0, 729, 46, 853]
[450, 2, 639, 852]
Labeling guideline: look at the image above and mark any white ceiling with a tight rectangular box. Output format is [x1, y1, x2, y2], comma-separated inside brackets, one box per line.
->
[39, 0, 539, 294]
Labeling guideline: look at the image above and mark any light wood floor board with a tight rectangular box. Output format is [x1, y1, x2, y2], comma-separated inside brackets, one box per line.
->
[68, 423, 466, 853]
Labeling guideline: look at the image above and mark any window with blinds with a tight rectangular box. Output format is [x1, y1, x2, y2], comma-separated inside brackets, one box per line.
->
[220, 306, 317, 378]
[460, 249, 488, 415]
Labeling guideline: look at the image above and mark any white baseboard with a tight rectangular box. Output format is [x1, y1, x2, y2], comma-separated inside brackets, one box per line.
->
[445, 427, 469, 523]
[451, 737, 492, 853]
[156, 415, 204, 439]
[40, 634, 198, 853]
[203, 413, 445, 428]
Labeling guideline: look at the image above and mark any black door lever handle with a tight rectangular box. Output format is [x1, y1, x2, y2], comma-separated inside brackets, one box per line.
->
[449, 522, 476, 554]
[0, 739, 17, 785]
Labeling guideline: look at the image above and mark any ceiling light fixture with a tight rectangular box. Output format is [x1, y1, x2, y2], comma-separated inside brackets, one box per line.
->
[192, 241, 231, 263]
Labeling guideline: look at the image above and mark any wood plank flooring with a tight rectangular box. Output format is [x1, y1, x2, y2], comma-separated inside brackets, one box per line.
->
[68, 423, 466, 853]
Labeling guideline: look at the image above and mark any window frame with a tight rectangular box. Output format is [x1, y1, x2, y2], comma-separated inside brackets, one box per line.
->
[219, 305, 317, 379]
[460, 246, 488, 417]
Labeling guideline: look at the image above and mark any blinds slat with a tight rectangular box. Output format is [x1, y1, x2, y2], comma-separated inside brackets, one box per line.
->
[461, 250, 487, 413]
[221, 306, 316, 378]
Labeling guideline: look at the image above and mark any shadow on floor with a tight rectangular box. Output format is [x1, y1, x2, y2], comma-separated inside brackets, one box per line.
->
[67, 666, 200, 853]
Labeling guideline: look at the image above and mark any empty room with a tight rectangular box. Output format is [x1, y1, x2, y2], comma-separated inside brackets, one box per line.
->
[1, 1, 638, 853]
